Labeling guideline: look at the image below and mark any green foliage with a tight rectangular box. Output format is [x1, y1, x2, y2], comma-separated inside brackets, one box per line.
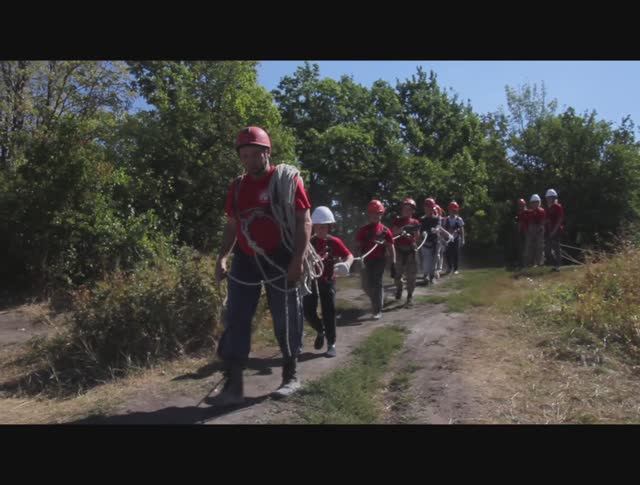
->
[6, 248, 223, 396]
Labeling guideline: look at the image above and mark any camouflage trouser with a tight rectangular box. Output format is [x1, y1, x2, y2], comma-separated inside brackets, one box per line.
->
[525, 224, 545, 267]
[394, 248, 417, 297]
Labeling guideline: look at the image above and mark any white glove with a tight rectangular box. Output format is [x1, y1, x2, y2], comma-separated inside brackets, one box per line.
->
[333, 262, 351, 277]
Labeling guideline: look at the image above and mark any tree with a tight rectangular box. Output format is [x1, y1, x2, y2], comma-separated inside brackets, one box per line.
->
[126, 61, 296, 251]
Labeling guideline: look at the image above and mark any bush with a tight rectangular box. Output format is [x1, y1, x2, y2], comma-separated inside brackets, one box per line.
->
[519, 241, 640, 363]
[8, 247, 224, 395]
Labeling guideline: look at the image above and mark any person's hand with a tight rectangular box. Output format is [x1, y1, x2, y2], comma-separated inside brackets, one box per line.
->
[334, 262, 350, 277]
[287, 258, 304, 284]
[215, 257, 228, 285]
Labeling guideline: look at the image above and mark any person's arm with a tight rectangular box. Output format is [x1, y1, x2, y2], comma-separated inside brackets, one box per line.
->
[437, 226, 453, 240]
[343, 253, 355, 266]
[460, 226, 465, 246]
[385, 228, 396, 266]
[287, 208, 312, 282]
[215, 218, 237, 284]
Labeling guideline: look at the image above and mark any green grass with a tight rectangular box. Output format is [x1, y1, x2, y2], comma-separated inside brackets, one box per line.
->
[415, 268, 512, 313]
[386, 361, 423, 423]
[291, 326, 407, 424]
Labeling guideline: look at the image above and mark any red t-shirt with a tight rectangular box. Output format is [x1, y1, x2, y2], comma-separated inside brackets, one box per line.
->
[517, 209, 530, 234]
[355, 223, 393, 260]
[545, 203, 564, 233]
[392, 216, 420, 248]
[529, 207, 546, 225]
[311, 235, 352, 282]
[224, 166, 311, 256]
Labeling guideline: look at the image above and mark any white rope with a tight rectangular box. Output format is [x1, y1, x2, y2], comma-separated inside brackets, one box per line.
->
[560, 249, 585, 266]
[353, 240, 384, 262]
[559, 243, 590, 253]
[415, 232, 429, 251]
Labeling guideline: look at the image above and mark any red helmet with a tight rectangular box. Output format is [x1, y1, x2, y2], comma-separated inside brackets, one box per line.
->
[517, 198, 526, 208]
[448, 201, 460, 212]
[367, 199, 385, 214]
[402, 197, 416, 209]
[424, 197, 435, 207]
[235, 126, 271, 151]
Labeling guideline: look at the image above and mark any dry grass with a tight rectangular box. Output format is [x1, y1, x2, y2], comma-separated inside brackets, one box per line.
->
[460, 311, 640, 424]
[0, 353, 217, 424]
[454, 248, 640, 424]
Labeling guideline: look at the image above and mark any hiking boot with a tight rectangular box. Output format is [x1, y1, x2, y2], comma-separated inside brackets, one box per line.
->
[314, 332, 325, 350]
[211, 364, 244, 406]
[272, 358, 302, 399]
[325, 344, 337, 358]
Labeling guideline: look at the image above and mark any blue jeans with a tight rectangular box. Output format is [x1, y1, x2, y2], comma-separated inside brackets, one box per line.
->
[217, 248, 303, 365]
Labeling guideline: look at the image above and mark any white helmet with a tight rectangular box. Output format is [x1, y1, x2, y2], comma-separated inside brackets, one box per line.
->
[311, 206, 336, 224]
[333, 262, 351, 277]
[545, 188, 558, 198]
[530, 194, 541, 203]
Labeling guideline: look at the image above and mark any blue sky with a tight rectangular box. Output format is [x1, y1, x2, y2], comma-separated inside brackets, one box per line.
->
[258, 61, 640, 128]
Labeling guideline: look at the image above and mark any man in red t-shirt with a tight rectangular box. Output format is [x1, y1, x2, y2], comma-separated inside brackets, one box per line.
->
[303, 206, 353, 358]
[214, 126, 312, 404]
[391, 197, 420, 306]
[525, 194, 546, 267]
[544, 188, 564, 271]
[355, 199, 396, 320]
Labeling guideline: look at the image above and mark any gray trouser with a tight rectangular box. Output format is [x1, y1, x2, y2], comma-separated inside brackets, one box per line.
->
[420, 244, 437, 278]
[361, 257, 386, 314]
[525, 224, 545, 267]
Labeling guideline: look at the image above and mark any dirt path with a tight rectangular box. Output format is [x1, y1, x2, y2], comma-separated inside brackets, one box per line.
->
[66, 271, 490, 425]
[0, 306, 53, 346]
[0, 266, 508, 424]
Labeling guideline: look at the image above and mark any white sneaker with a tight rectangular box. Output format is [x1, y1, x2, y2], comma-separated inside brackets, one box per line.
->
[454, 270, 459, 275]
[272, 378, 301, 399]
[372, 312, 382, 320]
